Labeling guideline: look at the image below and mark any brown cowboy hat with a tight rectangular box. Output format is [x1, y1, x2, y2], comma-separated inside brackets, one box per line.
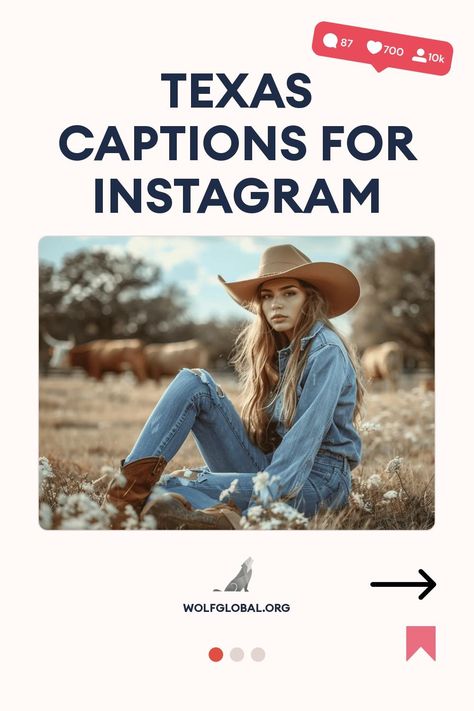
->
[218, 244, 360, 318]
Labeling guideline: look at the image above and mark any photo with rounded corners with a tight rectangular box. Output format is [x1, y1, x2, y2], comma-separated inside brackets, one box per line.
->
[38, 235, 434, 531]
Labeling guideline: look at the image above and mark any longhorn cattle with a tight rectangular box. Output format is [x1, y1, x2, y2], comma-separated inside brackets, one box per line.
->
[361, 341, 403, 390]
[144, 339, 209, 382]
[44, 334, 147, 382]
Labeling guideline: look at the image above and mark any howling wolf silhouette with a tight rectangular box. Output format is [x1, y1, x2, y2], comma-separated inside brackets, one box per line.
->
[213, 557, 253, 592]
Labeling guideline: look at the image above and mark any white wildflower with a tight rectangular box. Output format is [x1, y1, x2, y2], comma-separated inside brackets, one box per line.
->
[360, 422, 382, 432]
[140, 515, 157, 530]
[39, 502, 53, 529]
[101, 501, 118, 517]
[268, 517, 283, 528]
[268, 501, 288, 515]
[99, 465, 115, 477]
[56, 493, 111, 529]
[385, 456, 403, 475]
[241, 499, 308, 530]
[259, 520, 279, 530]
[246, 505, 263, 521]
[269, 501, 308, 525]
[229, 478, 238, 493]
[366, 474, 382, 489]
[219, 478, 239, 501]
[252, 471, 280, 506]
[252, 471, 270, 494]
[121, 504, 140, 529]
[39, 457, 54, 484]
[112, 470, 127, 488]
[351, 492, 371, 512]
[383, 490, 399, 500]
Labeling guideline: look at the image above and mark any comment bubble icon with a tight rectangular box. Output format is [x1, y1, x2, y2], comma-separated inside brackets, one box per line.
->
[323, 32, 338, 48]
[367, 40, 382, 54]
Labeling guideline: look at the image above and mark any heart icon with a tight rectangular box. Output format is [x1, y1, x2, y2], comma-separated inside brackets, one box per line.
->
[367, 40, 383, 55]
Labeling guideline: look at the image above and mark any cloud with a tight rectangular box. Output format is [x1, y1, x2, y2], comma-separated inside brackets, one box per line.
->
[236, 237, 262, 254]
[126, 236, 203, 270]
[90, 244, 128, 257]
[221, 236, 265, 254]
[181, 265, 218, 297]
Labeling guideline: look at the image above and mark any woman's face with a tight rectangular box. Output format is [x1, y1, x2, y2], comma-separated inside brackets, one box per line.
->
[260, 278, 307, 339]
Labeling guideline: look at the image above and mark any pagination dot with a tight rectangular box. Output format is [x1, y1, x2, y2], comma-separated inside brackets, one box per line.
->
[209, 647, 223, 662]
[251, 647, 265, 662]
[230, 647, 244, 661]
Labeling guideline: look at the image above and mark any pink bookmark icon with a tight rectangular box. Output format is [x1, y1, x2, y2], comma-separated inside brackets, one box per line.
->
[406, 626, 436, 661]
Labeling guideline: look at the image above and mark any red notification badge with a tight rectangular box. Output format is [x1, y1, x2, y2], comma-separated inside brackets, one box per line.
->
[312, 22, 453, 75]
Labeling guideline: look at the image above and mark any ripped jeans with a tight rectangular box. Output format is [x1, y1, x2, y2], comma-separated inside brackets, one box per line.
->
[125, 368, 351, 517]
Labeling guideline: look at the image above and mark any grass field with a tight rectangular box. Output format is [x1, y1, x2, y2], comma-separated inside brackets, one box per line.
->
[39, 372, 434, 530]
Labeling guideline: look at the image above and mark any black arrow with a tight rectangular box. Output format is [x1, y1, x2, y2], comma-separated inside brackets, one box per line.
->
[370, 569, 436, 600]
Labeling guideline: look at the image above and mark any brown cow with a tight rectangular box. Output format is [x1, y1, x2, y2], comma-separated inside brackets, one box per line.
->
[361, 341, 403, 390]
[44, 334, 147, 382]
[144, 339, 209, 382]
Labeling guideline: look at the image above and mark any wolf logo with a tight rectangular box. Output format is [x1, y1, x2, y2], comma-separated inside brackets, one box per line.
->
[213, 557, 254, 592]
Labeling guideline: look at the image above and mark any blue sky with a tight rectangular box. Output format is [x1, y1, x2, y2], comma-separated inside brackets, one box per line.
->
[39, 235, 372, 333]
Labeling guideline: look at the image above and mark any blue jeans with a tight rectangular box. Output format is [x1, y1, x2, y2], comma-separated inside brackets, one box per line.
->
[125, 368, 351, 517]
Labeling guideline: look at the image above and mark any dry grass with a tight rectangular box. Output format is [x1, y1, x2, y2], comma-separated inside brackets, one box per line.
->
[39, 373, 434, 530]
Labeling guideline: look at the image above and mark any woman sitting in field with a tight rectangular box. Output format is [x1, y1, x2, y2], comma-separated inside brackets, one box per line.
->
[104, 244, 364, 529]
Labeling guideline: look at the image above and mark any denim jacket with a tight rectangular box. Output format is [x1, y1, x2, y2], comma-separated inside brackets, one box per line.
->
[265, 320, 361, 499]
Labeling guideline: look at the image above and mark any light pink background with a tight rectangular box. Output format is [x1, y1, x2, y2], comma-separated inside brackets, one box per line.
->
[2, 1, 472, 709]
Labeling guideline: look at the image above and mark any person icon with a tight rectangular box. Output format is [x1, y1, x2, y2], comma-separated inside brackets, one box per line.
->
[412, 48, 427, 63]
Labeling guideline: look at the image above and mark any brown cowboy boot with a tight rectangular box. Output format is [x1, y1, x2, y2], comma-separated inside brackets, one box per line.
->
[141, 492, 242, 530]
[102, 456, 167, 520]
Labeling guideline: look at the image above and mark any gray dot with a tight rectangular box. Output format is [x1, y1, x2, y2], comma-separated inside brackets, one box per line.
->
[230, 647, 244, 662]
[251, 647, 265, 662]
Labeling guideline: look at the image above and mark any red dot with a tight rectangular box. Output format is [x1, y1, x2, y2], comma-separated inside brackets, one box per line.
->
[209, 647, 223, 662]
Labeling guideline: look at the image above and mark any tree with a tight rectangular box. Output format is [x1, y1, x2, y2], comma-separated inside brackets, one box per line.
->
[39, 249, 189, 344]
[39, 248, 250, 370]
[350, 238, 434, 368]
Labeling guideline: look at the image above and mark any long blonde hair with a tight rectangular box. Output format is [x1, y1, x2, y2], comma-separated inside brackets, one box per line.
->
[231, 280, 365, 452]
